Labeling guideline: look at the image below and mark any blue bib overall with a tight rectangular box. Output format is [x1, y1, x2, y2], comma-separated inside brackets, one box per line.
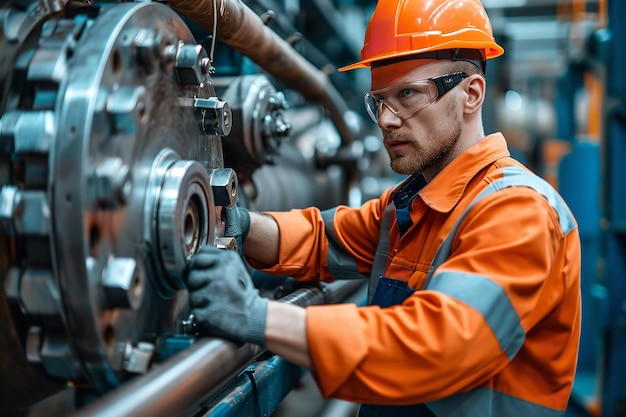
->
[359, 276, 437, 417]
[359, 174, 436, 417]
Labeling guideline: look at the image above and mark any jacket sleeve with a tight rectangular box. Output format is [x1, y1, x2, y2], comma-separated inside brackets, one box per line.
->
[306, 187, 580, 404]
[251, 189, 392, 282]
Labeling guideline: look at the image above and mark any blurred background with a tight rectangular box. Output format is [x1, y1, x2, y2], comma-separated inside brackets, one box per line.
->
[0, 0, 623, 416]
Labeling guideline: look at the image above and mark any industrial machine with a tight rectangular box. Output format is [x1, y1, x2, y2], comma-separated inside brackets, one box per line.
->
[0, 0, 383, 415]
[6, 0, 623, 416]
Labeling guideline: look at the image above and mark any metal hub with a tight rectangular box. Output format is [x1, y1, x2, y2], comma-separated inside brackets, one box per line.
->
[0, 2, 226, 402]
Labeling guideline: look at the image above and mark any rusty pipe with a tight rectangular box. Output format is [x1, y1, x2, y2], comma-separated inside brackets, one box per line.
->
[166, 0, 355, 145]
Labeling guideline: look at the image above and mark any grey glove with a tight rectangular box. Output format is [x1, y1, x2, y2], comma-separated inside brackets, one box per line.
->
[224, 206, 251, 254]
[186, 246, 268, 346]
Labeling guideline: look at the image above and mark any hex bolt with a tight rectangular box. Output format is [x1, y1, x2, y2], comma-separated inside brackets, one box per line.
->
[209, 168, 238, 207]
[101, 257, 143, 310]
[39, 333, 82, 379]
[175, 43, 208, 85]
[194, 97, 232, 136]
[3, 267, 21, 303]
[0, 185, 17, 235]
[15, 111, 55, 153]
[93, 157, 132, 209]
[0, 111, 20, 155]
[11, 190, 51, 235]
[215, 236, 237, 251]
[20, 269, 59, 316]
[123, 341, 155, 374]
[106, 86, 147, 133]
[0, 110, 54, 155]
[26, 326, 43, 363]
[136, 27, 178, 70]
[134, 28, 157, 67]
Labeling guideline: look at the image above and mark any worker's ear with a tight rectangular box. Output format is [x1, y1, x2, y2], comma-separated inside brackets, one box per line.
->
[463, 74, 486, 115]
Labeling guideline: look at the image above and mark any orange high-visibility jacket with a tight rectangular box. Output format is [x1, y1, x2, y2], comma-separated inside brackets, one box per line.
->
[254, 133, 581, 416]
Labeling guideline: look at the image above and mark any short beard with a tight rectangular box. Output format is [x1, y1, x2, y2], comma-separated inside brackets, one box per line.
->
[400, 139, 456, 175]
[386, 103, 462, 176]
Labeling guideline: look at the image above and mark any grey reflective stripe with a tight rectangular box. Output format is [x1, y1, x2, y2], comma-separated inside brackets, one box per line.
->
[424, 165, 576, 288]
[427, 271, 525, 360]
[426, 386, 565, 417]
[322, 208, 369, 280]
[481, 165, 575, 235]
[368, 203, 395, 303]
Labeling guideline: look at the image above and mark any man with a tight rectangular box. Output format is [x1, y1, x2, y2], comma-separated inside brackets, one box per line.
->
[186, 0, 582, 415]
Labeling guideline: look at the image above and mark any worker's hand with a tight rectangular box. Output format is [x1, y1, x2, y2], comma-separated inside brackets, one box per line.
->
[223, 206, 250, 254]
[186, 246, 268, 346]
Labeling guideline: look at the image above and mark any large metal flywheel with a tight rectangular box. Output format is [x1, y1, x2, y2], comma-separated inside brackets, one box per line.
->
[0, 1, 233, 399]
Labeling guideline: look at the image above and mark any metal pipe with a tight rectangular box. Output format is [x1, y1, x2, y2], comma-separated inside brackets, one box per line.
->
[166, 0, 355, 146]
[73, 339, 262, 417]
[70, 280, 365, 417]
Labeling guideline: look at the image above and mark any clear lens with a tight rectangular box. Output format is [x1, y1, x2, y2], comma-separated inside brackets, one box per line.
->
[363, 72, 468, 123]
[364, 93, 380, 123]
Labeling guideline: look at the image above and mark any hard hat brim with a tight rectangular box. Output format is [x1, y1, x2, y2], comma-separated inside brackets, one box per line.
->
[339, 43, 504, 73]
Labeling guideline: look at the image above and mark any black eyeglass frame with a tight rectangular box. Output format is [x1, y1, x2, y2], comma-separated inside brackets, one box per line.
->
[364, 71, 469, 123]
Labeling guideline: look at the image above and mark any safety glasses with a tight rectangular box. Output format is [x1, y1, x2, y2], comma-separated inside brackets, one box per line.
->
[363, 72, 469, 123]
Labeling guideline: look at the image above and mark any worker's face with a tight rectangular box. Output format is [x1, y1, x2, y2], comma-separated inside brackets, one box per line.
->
[370, 59, 466, 178]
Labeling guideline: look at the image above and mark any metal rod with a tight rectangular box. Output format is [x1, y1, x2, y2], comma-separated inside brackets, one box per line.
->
[70, 280, 365, 417]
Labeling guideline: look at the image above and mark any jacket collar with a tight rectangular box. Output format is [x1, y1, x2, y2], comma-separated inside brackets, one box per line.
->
[417, 132, 510, 213]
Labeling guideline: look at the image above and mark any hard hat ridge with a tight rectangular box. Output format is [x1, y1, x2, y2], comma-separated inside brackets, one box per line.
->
[339, 0, 504, 72]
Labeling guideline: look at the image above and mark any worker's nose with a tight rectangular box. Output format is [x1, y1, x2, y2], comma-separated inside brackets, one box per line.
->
[377, 102, 402, 130]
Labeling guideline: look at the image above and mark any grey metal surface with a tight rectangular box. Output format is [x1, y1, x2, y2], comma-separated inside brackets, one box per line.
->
[0, 1, 227, 404]
[0, 0, 375, 414]
[69, 280, 365, 417]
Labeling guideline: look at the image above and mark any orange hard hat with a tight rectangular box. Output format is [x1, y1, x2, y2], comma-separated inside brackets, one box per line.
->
[339, 0, 504, 72]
